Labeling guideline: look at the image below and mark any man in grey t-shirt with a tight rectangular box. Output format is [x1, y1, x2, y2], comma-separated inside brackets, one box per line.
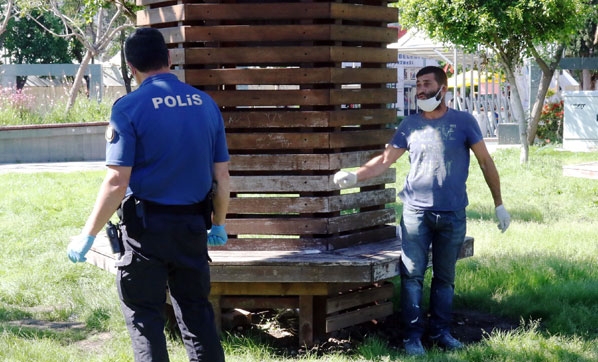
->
[334, 66, 510, 356]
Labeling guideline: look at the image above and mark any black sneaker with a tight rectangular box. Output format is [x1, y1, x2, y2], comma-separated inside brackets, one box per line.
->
[403, 338, 425, 355]
[430, 332, 463, 350]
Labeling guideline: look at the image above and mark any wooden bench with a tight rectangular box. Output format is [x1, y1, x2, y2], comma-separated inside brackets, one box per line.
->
[87, 232, 473, 345]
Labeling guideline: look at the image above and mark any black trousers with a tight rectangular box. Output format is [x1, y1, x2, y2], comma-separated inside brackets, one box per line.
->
[115, 211, 224, 362]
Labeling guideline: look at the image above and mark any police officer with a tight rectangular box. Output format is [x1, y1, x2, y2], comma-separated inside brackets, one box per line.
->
[67, 27, 230, 362]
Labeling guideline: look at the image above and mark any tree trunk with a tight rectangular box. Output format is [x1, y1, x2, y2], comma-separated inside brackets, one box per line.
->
[582, 69, 592, 90]
[527, 70, 555, 145]
[66, 49, 94, 113]
[502, 66, 529, 164]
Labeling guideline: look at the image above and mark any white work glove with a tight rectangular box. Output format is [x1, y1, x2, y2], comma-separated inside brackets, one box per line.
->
[495, 205, 511, 233]
[333, 171, 357, 188]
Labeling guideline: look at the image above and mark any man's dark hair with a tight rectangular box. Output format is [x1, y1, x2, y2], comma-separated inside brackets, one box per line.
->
[416, 66, 448, 87]
[124, 27, 169, 72]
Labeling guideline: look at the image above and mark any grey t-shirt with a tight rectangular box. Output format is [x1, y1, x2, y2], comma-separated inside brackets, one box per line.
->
[390, 109, 483, 211]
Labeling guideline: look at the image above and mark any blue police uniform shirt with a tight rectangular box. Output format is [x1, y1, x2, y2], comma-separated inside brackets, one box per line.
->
[390, 108, 483, 211]
[106, 73, 230, 205]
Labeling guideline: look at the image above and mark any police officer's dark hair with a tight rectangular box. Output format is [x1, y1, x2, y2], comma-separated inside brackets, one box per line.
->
[416, 66, 448, 87]
[125, 27, 169, 73]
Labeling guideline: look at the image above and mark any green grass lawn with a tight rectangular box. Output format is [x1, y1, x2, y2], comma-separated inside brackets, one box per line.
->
[1, 145, 598, 361]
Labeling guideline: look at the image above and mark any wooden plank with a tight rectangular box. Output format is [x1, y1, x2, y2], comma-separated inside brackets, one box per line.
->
[328, 209, 395, 234]
[170, 46, 396, 66]
[218, 232, 400, 252]
[209, 264, 373, 283]
[207, 89, 397, 107]
[226, 209, 395, 236]
[220, 109, 395, 129]
[327, 225, 398, 250]
[227, 132, 329, 150]
[229, 189, 396, 214]
[211, 282, 329, 296]
[220, 296, 299, 310]
[160, 25, 396, 44]
[299, 295, 314, 346]
[170, 68, 395, 86]
[329, 129, 396, 149]
[137, 3, 397, 25]
[330, 2, 398, 22]
[326, 282, 394, 314]
[226, 129, 392, 151]
[228, 150, 383, 171]
[229, 154, 335, 172]
[328, 109, 396, 128]
[212, 237, 326, 252]
[230, 170, 394, 193]
[329, 88, 397, 105]
[326, 301, 393, 333]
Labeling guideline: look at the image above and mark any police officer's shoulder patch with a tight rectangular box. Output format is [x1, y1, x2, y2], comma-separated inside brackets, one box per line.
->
[105, 125, 116, 142]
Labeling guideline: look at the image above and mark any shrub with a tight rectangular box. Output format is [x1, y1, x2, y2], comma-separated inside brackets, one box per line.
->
[0, 86, 112, 126]
[536, 100, 564, 144]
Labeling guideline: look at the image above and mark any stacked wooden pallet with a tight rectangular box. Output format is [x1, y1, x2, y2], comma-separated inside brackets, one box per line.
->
[114, 0, 417, 345]
[137, 0, 399, 251]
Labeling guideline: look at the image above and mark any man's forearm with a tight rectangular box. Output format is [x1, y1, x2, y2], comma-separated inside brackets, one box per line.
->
[82, 167, 130, 236]
[212, 184, 229, 226]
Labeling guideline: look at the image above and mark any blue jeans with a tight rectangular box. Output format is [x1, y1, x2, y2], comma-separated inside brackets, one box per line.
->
[399, 206, 466, 339]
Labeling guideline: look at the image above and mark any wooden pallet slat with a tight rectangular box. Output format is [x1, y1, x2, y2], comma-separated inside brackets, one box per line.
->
[208, 88, 396, 107]
[230, 170, 394, 193]
[228, 151, 384, 171]
[326, 301, 393, 333]
[326, 282, 394, 314]
[226, 209, 394, 236]
[220, 109, 395, 129]
[160, 25, 396, 44]
[137, 3, 397, 25]
[228, 189, 396, 214]
[172, 47, 396, 66]
[226, 129, 394, 151]
[170, 46, 396, 66]
[170, 67, 396, 86]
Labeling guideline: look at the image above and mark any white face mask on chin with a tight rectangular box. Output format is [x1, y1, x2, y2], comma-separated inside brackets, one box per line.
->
[417, 87, 443, 112]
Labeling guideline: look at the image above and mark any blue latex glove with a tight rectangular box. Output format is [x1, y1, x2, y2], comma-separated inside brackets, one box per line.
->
[208, 224, 228, 246]
[67, 234, 96, 263]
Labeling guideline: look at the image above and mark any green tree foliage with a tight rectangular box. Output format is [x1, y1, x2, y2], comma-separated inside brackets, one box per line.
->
[2, 10, 82, 88]
[0, 0, 15, 37]
[3, 11, 76, 63]
[396, 0, 592, 162]
[16, 0, 136, 112]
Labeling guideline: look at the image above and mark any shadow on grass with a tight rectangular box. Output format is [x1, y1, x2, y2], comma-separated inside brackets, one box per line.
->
[456, 252, 598, 338]
[0, 306, 108, 344]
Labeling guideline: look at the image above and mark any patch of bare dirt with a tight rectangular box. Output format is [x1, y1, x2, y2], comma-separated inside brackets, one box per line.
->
[225, 308, 520, 357]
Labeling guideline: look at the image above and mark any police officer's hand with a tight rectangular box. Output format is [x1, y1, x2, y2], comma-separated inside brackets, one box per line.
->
[208, 224, 228, 246]
[67, 234, 96, 263]
[495, 205, 511, 233]
[333, 171, 357, 188]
